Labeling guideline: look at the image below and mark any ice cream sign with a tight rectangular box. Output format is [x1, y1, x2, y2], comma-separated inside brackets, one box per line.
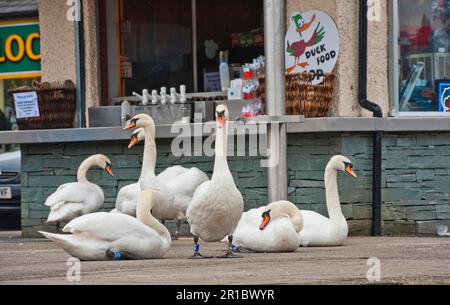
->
[285, 10, 339, 84]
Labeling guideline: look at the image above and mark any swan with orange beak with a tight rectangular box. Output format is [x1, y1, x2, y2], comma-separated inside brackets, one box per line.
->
[299, 155, 357, 247]
[119, 114, 209, 239]
[45, 154, 114, 225]
[186, 105, 244, 258]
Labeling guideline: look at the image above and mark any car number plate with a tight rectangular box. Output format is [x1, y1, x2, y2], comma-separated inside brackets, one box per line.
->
[0, 187, 12, 199]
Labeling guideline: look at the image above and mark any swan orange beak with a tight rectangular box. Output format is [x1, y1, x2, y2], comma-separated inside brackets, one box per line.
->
[345, 164, 357, 178]
[217, 114, 225, 128]
[128, 135, 139, 149]
[105, 163, 114, 177]
[260, 214, 271, 231]
[297, 14, 316, 33]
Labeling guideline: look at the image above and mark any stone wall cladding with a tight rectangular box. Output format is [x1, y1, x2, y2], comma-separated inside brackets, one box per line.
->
[21, 133, 450, 237]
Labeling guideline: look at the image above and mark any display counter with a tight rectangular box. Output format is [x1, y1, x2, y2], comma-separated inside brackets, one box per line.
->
[1, 117, 450, 145]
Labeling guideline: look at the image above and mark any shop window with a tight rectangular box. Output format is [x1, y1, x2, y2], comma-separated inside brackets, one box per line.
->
[120, 0, 194, 96]
[393, 0, 450, 114]
[0, 77, 39, 152]
[104, 0, 263, 100]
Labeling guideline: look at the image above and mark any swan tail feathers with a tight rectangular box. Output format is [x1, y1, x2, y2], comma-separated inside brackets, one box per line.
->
[39, 231, 72, 246]
[46, 211, 60, 223]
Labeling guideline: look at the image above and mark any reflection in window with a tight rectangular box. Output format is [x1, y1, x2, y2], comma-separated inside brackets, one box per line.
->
[120, 0, 193, 95]
[116, 0, 264, 97]
[397, 0, 450, 112]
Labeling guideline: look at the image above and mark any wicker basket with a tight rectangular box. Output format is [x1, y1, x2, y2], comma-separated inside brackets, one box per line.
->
[258, 72, 335, 118]
[8, 80, 76, 130]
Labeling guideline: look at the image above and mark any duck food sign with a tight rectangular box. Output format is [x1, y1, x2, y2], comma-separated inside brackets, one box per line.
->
[285, 10, 339, 84]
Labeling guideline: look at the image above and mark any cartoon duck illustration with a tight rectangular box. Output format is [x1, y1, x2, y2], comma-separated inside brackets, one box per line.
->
[286, 14, 325, 74]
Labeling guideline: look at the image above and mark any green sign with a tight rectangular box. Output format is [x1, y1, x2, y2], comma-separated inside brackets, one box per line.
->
[0, 19, 41, 80]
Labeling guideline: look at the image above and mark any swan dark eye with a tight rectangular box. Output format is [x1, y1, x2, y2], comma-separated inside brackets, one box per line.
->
[216, 110, 226, 119]
[262, 210, 271, 218]
[343, 162, 352, 169]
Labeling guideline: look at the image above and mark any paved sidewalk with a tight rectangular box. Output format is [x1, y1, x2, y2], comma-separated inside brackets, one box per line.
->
[0, 232, 449, 285]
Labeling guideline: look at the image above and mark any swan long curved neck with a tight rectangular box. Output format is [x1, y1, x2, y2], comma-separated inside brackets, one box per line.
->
[141, 124, 157, 178]
[77, 157, 96, 184]
[136, 194, 171, 242]
[268, 201, 303, 233]
[324, 164, 344, 221]
[213, 122, 230, 179]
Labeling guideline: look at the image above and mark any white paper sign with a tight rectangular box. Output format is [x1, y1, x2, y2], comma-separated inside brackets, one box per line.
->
[285, 10, 340, 84]
[204, 72, 221, 92]
[13, 92, 40, 119]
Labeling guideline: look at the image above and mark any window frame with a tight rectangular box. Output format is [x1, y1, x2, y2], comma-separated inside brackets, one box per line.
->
[390, 0, 450, 117]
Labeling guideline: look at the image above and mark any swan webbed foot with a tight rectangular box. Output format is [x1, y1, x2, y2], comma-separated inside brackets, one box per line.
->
[189, 252, 213, 259]
[233, 246, 254, 254]
[217, 250, 242, 259]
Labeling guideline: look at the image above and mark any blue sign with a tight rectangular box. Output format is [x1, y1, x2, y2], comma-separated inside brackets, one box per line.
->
[438, 82, 450, 112]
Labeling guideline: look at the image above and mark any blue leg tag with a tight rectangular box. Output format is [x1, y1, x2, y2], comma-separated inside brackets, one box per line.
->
[113, 251, 123, 260]
[193, 243, 200, 253]
[232, 245, 239, 253]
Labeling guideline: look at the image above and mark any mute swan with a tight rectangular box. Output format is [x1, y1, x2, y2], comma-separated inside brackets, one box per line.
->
[186, 105, 244, 258]
[39, 189, 171, 261]
[45, 154, 114, 225]
[111, 129, 191, 216]
[299, 155, 357, 247]
[230, 201, 303, 253]
[123, 115, 209, 239]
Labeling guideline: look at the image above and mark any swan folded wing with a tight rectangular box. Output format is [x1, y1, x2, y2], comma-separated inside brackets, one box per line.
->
[159, 168, 209, 197]
[63, 212, 155, 242]
[164, 169, 210, 212]
[45, 183, 103, 213]
[114, 183, 140, 213]
[157, 165, 189, 181]
[44, 183, 73, 207]
[300, 210, 330, 231]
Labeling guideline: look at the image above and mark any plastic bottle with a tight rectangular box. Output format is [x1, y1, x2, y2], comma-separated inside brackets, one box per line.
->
[121, 100, 131, 127]
[219, 51, 230, 92]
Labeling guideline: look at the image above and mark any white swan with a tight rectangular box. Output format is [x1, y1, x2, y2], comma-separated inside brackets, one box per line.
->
[299, 155, 357, 247]
[111, 130, 189, 216]
[123, 115, 209, 238]
[45, 154, 114, 225]
[129, 128, 209, 218]
[39, 189, 171, 261]
[231, 201, 303, 253]
[186, 105, 244, 258]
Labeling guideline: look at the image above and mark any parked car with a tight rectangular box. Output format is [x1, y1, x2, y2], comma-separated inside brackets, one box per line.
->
[0, 150, 21, 230]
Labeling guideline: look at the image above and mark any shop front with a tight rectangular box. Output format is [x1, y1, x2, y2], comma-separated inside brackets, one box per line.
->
[0, 2, 41, 152]
[0, 0, 449, 238]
